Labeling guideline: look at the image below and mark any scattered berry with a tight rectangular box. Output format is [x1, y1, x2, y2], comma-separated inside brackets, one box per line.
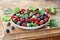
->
[11, 26, 15, 30]
[6, 29, 10, 33]
[7, 22, 11, 26]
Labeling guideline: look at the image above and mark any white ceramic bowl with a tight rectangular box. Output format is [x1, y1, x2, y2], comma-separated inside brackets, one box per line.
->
[11, 18, 50, 30]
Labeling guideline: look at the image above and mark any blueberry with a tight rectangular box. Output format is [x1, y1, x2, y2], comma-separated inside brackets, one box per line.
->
[40, 16, 44, 20]
[11, 26, 15, 30]
[17, 21, 22, 26]
[43, 14, 46, 16]
[6, 29, 10, 33]
[7, 22, 11, 26]
[17, 22, 21, 25]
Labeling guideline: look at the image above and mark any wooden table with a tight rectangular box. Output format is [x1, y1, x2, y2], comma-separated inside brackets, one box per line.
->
[0, 0, 60, 40]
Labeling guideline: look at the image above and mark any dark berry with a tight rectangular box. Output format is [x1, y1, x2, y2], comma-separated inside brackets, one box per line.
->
[13, 14, 16, 16]
[17, 21, 22, 26]
[40, 15, 44, 20]
[35, 8, 39, 11]
[11, 26, 15, 30]
[6, 29, 10, 33]
[7, 22, 11, 26]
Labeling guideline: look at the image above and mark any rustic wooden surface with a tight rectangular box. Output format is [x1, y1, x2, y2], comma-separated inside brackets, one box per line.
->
[0, 0, 60, 40]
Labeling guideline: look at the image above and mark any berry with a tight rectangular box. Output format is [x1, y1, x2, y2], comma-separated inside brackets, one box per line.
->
[36, 13, 40, 16]
[6, 29, 10, 33]
[27, 23, 31, 27]
[27, 9, 31, 13]
[22, 23, 26, 27]
[7, 22, 11, 26]
[11, 15, 15, 20]
[40, 15, 44, 20]
[11, 26, 15, 30]
[20, 18, 25, 22]
[35, 18, 40, 21]
[35, 8, 39, 11]
[17, 21, 21, 25]
[44, 18, 48, 22]
[39, 20, 44, 25]
[25, 18, 31, 23]
[35, 21, 39, 24]
[33, 11, 38, 15]
[31, 22, 37, 26]
[13, 14, 16, 16]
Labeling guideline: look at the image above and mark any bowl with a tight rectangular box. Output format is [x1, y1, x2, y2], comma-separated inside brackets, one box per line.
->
[11, 18, 50, 30]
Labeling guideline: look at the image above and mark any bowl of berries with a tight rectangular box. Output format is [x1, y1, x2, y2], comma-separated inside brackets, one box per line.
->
[11, 8, 50, 30]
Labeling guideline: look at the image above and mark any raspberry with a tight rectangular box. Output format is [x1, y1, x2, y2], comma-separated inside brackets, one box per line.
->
[44, 18, 48, 22]
[22, 23, 26, 27]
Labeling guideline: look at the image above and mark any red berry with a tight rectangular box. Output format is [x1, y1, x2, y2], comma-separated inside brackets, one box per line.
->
[45, 9, 49, 13]
[35, 21, 39, 24]
[31, 18, 35, 22]
[48, 16, 50, 19]
[36, 13, 40, 16]
[39, 21, 43, 25]
[22, 23, 26, 27]
[25, 18, 31, 22]
[20, 11, 24, 14]
[15, 16, 19, 19]
[20, 18, 25, 22]
[44, 18, 48, 22]
[27, 9, 31, 13]
[11, 15, 15, 20]
[35, 18, 40, 21]
[21, 9, 25, 11]
[34, 11, 38, 15]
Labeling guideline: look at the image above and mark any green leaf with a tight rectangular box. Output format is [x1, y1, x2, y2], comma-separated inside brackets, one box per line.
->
[2, 16, 10, 22]
[29, 6, 36, 12]
[14, 7, 20, 13]
[4, 8, 12, 14]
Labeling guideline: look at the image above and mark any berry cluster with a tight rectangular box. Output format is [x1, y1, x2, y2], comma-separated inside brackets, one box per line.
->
[11, 8, 50, 27]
